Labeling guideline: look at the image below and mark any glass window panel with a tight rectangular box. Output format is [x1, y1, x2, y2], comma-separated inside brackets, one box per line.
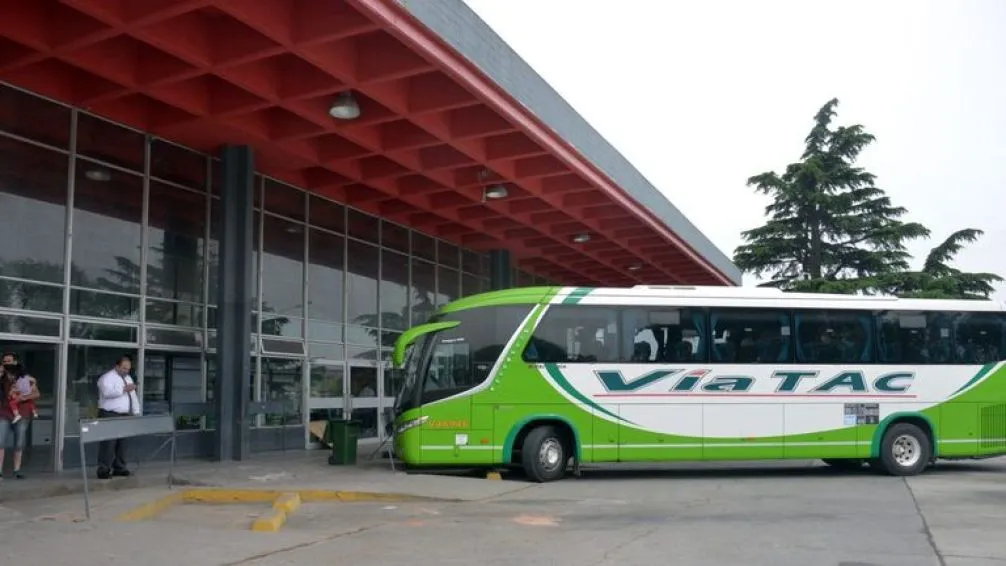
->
[307, 228, 344, 339]
[953, 312, 1004, 364]
[420, 306, 532, 404]
[0, 84, 71, 148]
[0, 313, 60, 337]
[65, 346, 137, 434]
[76, 113, 144, 172]
[0, 137, 67, 283]
[524, 305, 621, 364]
[347, 208, 380, 243]
[261, 215, 305, 338]
[150, 139, 207, 190]
[437, 265, 459, 307]
[381, 220, 409, 253]
[461, 249, 485, 276]
[308, 342, 344, 361]
[142, 352, 204, 430]
[438, 240, 459, 268]
[147, 182, 205, 302]
[384, 355, 404, 398]
[461, 272, 484, 297]
[708, 309, 788, 363]
[876, 311, 951, 364]
[260, 337, 305, 355]
[261, 314, 303, 339]
[346, 239, 379, 343]
[794, 310, 874, 364]
[0, 278, 63, 313]
[71, 164, 143, 293]
[309, 195, 344, 234]
[412, 231, 436, 261]
[261, 357, 303, 425]
[347, 346, 379, 361]
[69, 321, 138, 343]
[146, 299, 202, 327]
[146, 327, 201, 348]
[208, 198, 260, 306]
[310, 363, 344, 397]
[70, 288, 140, 321]
[380, 250, 409, 338]
[264, 179, 306, 221]
[410, 258, 436, 325]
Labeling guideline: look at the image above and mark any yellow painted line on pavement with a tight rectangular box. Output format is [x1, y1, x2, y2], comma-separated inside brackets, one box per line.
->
[273, 492, 302, 513]
[115, 491, 185, 522]
[117, 488, 448, 531]
[251, 508, 289, 532]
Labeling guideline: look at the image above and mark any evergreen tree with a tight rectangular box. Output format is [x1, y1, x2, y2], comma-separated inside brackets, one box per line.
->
[733, 98, 929, 293]
[879, 229, 1003, 300]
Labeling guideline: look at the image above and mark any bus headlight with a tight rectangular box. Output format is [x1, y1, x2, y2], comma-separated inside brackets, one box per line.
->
[396, 415, 429, 434]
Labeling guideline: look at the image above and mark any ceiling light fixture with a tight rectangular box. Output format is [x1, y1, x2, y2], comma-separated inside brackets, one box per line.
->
[84, 169, 111, 182]
[572, 233, 591, 244]
[483, 184, 508, 200]
[328, 91, 361, 120]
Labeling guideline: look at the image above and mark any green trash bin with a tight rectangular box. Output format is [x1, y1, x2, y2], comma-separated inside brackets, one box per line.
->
[327, 418, 360, 465]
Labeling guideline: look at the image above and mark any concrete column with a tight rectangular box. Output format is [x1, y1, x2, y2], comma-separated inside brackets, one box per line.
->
[214, 145, 254, 461]
[488, 249, 511, 290]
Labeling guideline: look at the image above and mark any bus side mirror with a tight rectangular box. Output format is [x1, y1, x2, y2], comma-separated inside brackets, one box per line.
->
[392, 320, 461, 368]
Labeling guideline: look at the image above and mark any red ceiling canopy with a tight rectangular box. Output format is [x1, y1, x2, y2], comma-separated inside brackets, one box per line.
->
[0, 0, 733, 287]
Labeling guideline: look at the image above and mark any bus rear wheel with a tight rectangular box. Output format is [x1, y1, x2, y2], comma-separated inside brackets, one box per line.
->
[876, 422, 931, 476]
[521, 425, 569, 483]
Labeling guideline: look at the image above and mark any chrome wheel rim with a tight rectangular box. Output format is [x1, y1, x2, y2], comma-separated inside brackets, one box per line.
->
[539, 438, 563, 472]
[892, 434, 921, 468]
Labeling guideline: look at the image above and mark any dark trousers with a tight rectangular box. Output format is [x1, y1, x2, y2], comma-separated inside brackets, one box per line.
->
[96, 409, 129, 473]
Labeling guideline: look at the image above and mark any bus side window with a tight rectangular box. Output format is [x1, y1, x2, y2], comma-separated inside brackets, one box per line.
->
[795, 310, 874, 364]
[952, 312, 1004, 364]
[710, 309, 791, 363]
[620, 307, 706, 363]
[523, 305, 620, 363]
[876, 311, 948, 364]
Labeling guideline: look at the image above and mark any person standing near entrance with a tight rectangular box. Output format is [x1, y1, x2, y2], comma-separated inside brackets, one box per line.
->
[95, 355, 140, 479]
[0, 352, 39, 480]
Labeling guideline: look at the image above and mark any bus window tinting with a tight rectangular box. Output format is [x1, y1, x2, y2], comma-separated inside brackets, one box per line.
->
[710, 309, 791, 363]
[795, 310, 874, 364]
[623, 307, 705, 363]
[420, 305, 531, 404]
[876, 311, 952, 364]
[523, 306, 620, 363]
[954, 313, 1004, 364]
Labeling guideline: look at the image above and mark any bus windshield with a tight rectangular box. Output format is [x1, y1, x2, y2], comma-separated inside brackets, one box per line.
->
[394, 305, 533, 413]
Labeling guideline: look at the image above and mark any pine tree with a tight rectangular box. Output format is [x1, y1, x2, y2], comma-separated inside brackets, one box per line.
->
[733, 98, 930, 293]
[879, 229, 1003, 300]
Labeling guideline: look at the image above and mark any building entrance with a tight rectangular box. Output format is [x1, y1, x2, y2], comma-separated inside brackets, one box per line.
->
[0, 340, 58, 473]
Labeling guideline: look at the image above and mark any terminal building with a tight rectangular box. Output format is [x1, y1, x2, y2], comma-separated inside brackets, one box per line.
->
[0, 0, 740, 472]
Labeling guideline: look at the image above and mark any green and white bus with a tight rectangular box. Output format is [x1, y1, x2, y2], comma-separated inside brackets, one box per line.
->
[391, 285, 1006, 482]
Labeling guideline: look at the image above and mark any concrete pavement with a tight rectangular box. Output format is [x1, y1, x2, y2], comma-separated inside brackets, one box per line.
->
[1, 455, 1004, 565]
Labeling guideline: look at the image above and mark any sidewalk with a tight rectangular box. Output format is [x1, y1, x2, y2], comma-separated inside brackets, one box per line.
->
[0, 439, 525, 506]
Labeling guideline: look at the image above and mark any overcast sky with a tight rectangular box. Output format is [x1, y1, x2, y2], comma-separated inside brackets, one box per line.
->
[462, 0, 1006, 300]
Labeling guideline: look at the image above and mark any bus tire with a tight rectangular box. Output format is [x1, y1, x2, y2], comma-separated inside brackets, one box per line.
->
[877, 422, 931, 476]
[520, 425, 568, 483]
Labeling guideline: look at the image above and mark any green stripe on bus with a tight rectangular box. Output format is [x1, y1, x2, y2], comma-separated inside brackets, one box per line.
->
[561, 287, 593, 304]
[950, 362, 996, 397]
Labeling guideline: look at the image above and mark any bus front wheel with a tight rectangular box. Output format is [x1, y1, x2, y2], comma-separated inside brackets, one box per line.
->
[521, 425, 569, 483]
[876, 422, 932, 476]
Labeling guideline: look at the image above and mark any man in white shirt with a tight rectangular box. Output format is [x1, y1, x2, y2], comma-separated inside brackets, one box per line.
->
[95, 355, 140, 479]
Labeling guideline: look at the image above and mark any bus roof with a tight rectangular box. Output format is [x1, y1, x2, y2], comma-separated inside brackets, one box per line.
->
[436, 285, 1006, 316]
